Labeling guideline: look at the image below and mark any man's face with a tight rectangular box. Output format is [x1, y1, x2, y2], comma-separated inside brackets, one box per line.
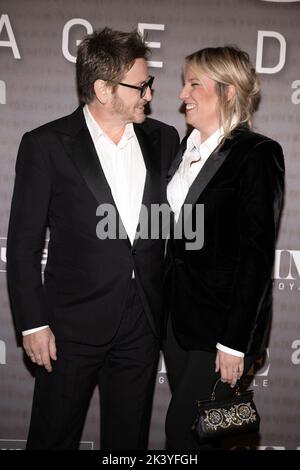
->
[110, 58, 152, 125]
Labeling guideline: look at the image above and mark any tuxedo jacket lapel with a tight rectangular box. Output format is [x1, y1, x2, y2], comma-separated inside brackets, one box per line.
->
[182, 128, 249, 209]
[167, 137, 188, 182]
[133, 124, 160, 247]
[184, 146, 231, 207]
[134, 123, 159, 205]
[59, 107, 130, 245]
[67, 126, 116, 207]
[58, 107, 113, 206]
[58, 107, 161, 248]
[172, 136, 232, 224]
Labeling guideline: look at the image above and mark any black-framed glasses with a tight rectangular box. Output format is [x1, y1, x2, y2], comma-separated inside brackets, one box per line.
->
[117, 75, 154, 98]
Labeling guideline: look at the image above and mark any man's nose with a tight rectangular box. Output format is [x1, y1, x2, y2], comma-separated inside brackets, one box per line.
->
[143, 86, 152, 102]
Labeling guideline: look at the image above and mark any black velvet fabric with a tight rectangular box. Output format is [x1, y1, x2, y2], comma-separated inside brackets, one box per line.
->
[166, 127, 285, 355]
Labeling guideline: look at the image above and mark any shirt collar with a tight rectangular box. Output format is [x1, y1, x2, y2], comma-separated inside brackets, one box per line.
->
[186, 127, 223, 161]
[186, 115, 238, 157]
[83, 104, 135, 146]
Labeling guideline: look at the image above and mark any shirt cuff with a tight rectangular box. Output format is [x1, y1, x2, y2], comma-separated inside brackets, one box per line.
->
[216, 342, 245, 357]
[22, 325, 49, 336]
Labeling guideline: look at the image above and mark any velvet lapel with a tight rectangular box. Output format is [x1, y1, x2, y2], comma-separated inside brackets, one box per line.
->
[183, 145, 231, 208]
[173, 137, 232, 225]
[182, 126, 250, 209]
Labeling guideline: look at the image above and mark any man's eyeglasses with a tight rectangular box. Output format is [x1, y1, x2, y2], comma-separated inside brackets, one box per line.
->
[117, 76, 154, 98]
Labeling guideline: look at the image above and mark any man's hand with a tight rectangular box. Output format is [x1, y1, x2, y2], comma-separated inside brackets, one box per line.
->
[23, 327, 57, 372]
[215, 350, 244, 387]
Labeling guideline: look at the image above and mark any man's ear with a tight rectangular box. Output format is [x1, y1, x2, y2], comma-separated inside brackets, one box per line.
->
[94, 79, 109, 104]
[227, 84, 236, 101]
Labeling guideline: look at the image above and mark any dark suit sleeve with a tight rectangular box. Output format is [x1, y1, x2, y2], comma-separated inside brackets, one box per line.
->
[219, 140, 285, 353]
[6, 132, 52, 332]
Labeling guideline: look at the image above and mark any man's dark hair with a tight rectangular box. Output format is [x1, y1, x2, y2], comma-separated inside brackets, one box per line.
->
[76, 27, 150, 104]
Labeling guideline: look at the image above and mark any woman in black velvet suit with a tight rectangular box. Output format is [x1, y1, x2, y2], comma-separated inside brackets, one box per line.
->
[164, 46, 285, 449]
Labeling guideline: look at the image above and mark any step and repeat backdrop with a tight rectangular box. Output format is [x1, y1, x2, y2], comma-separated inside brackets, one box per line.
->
[0, 0, 299, 450]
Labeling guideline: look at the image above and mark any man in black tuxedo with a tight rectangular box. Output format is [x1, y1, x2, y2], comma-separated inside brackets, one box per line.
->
[6, 27, 179, 450]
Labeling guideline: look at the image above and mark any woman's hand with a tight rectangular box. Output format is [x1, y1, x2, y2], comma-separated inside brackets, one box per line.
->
[215, 350, 244, 387]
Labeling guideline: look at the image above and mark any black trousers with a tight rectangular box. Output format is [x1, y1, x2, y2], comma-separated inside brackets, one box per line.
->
[163, 320, 256, 450]
[26, 280, 159, 450]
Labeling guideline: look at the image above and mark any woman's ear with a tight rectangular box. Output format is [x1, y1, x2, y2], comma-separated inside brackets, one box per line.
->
[94, 79, 108, 104]
[227, 84, 236, 101]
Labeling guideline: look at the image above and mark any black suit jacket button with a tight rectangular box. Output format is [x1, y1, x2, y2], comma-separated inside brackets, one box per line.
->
[132, 248, 137, 255]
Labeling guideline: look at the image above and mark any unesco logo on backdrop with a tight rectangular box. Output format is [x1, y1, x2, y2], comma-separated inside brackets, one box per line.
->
[273, 250, 300, 293]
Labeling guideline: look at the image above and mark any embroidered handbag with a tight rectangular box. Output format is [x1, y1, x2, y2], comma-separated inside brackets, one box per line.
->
[192, 378, 260, 443]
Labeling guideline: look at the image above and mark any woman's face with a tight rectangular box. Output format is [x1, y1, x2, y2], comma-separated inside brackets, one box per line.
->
[180, 66, 221, 141]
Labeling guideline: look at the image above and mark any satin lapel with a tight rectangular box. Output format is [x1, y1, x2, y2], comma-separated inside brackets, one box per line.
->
[133, 124, 160, 247]
[65, 126, 116, 207]
[167, 137, 188, 181]
[61, 114, 130, 246]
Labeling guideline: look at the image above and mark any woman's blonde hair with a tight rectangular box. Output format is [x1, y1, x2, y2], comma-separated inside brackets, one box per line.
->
[185, 46, 261, 140]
